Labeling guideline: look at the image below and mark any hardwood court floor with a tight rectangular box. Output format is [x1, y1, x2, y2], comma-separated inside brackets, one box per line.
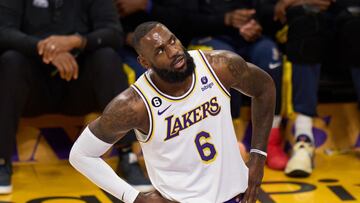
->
[0, 152, 359, 203]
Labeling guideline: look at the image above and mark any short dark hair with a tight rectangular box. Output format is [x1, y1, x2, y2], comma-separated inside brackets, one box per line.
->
[132, 21, 161, 53]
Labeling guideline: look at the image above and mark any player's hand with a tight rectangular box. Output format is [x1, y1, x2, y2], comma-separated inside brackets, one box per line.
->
[50, 52, 79, 81]
[115, 0, 148, 17]
[239, 20, 262, 42]
[134, 191, 178, 203]
[241, 153, 266, 203]
[38, 35, 82, 64]
[225, 9, 255, 28]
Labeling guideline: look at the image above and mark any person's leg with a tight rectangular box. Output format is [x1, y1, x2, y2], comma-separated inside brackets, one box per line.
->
[351, 68, 360, 105]
[0, 50, 55, 194]
[292, 63, 320, 143]
[62, 47, 139, 161]
[248, 37, 282, 115]
[61, 48, 129, 114]
[62, 47, 153, 191]
[339, 15, 360, 107]
[283, 6, 327, 177]
[248, 37, 288, 170]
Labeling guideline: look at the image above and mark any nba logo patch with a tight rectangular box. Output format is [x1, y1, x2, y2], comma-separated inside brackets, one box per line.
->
[201, 76, 208, 85]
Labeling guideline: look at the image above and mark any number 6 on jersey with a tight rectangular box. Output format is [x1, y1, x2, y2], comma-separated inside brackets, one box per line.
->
[195, 131, 217, 163]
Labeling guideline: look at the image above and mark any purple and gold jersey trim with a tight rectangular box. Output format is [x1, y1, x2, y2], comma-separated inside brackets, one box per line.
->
[131, 84, 154, 143]
[144, 71, 197, 102]
[198, 50, 231, 98]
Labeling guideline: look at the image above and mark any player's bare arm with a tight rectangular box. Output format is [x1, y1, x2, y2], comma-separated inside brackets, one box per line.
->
[89, 87, 149, 144]
[204, 50, 276, 203]
[75, 87, 175, 203]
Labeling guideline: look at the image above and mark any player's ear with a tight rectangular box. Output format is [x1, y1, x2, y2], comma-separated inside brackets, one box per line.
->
[137, 55, 151, 70]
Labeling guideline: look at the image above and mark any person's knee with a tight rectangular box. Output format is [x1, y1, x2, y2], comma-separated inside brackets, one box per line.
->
[86, 47, 128, 84]
[87, 47, 123, 72]
[0, 50, 29, 76]
[90, 47, 120, 62]
[251, 38, 282, 73]
[253, 38, 281, 60]
[338, 17, 360, 66]
[286, 6, 327, 64]
[254, 38, 278, 52]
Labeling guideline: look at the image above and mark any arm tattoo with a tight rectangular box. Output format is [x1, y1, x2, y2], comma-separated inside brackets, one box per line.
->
[207, 50, 275, 155]
[204, 50, 249, 90]
[91, 88, 145, 143]
[227, 55, 247, 80]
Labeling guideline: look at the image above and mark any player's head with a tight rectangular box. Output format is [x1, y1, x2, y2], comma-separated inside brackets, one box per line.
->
[132, 21, 195, 83]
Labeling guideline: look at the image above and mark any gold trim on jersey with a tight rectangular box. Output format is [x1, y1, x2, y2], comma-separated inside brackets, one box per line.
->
[197, 50, 231, 98]
[131, 84, 155, 143]
[143, 71, 197, 102]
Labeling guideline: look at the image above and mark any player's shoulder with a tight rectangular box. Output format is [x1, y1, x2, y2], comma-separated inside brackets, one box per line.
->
[202, 50, 243, 63]
[201, 50, 247, 89]
[113, 86, 143, 106]
[103, 87, 148, 125]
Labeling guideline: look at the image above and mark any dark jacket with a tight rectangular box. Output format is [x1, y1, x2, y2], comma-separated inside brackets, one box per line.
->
[0, 0, 124, 56]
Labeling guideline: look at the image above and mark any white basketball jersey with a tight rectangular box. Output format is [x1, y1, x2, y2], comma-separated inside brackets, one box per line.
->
[131, 50, 248, 203]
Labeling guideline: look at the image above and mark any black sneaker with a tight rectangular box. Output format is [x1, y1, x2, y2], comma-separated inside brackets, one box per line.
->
[117, 152, 154, 192]
[0, 159, 12, 194]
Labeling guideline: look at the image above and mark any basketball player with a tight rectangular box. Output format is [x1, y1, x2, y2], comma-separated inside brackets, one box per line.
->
[69, 22, 275, 203]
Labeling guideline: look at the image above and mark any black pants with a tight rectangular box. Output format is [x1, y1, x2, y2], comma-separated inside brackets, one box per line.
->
[0, 48, 129, 160]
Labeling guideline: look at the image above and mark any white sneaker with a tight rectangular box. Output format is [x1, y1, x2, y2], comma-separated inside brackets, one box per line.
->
[0, 159, 12, 194]
[0, 185, 12, 194]
[285, 141, 314, 177]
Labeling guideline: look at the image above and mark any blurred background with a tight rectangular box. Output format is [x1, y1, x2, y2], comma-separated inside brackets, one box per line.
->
[0, 0, 359, 202]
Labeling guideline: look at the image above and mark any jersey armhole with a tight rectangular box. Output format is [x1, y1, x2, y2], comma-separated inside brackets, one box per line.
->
[130, 84, 154, 143]
[198, 50, 231, 97]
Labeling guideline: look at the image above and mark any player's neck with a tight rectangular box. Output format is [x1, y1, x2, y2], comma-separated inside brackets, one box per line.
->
[150, 73, 193, 97]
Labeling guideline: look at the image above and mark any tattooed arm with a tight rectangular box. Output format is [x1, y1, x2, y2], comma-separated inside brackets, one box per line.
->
[69, 87, 174, 203]
[204, 50, 276, 203]
[89, 87, 149, 144]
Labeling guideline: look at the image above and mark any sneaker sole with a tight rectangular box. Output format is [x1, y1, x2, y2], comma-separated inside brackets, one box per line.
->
[286, 169, 310, 178]
[0, 185, 12, 194]
[133, 185, 155, 193]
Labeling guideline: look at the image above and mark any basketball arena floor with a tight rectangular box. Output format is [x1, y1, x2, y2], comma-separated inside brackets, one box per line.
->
[0, 151, 359, 203]
[1, 103, 360, 203]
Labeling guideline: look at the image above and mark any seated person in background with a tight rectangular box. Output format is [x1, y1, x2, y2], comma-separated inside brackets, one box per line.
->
[115, 0, 255, 78]
[334, 0, 360, 107]
[273, 0, 333, 177]
[188, 0, 287, 171]
[69, 22, 276, 203]
[0, 0, 128, 194]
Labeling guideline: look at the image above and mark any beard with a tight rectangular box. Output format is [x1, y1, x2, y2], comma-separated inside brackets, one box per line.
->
[151, 51, 195, 83]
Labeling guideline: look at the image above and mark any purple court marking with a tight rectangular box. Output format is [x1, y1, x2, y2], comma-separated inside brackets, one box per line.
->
[41, 128, 74, 160]
[355, 134, 360, 148]
[29, 134, 42, 161]
[323, 116, 332, 126]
